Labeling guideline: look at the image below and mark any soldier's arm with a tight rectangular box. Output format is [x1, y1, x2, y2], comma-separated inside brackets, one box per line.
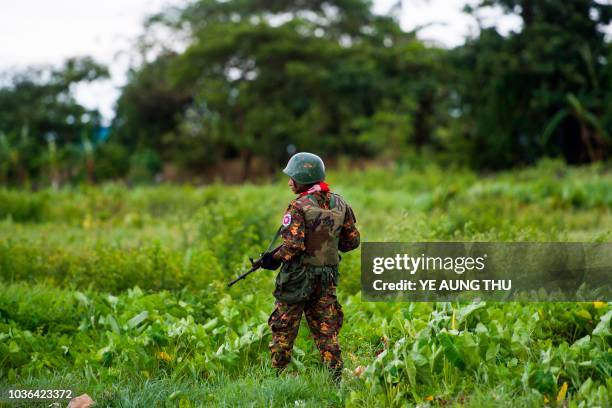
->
[338, 204, 360, 252]
[274, 203, 306, 262]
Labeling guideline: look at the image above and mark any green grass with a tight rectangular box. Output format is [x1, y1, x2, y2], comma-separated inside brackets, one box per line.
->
[4, 367, 345, 407]
[0, 159, 611, 407]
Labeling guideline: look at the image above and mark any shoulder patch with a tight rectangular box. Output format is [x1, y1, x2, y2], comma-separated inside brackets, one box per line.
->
[282, 213, 292, 227]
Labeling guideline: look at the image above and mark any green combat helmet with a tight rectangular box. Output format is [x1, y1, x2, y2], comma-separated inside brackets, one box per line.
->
[283, 152, 325, 184]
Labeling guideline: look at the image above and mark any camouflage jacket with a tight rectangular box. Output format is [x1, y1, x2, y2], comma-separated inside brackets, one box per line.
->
[273, 190, 360, 303]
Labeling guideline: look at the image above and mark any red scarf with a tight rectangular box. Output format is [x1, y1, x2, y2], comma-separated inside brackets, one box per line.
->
[299, 181, 330, 196]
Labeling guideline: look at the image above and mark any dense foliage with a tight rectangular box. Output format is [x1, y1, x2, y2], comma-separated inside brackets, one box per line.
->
[0, 57, 109, 187]
[111, 0, 448, 179]
[1, 162, 610, 406]
[1, 0, 611, 186]
[89, 0, 612, 172]
[454, 0, 612, 168]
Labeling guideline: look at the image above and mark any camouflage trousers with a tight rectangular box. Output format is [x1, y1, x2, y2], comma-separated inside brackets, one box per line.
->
[268, 277, 344, 373]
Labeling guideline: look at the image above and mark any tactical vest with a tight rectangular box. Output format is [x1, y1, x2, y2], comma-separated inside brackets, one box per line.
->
[296, 192, 347, 266]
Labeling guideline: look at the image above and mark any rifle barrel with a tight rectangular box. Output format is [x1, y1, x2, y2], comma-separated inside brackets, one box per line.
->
[227, 244, 281, 288]
[227, 265, 258, 287]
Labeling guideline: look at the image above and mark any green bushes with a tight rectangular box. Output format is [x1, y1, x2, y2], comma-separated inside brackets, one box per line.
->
[1, 282, 608, 406]
[0, 185, 285, 292]
[0, 163, 611, 405]
[355, 301, 611, 406]
[0, 190, 46, 222]
[1, 162, 610, 293]
[0, 282, 270, 380]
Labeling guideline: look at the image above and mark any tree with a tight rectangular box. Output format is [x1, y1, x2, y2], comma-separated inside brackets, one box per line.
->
[0, 57, 109, 186]
[452, 0, 612, 168]
[113, 0, 448, 179]
[112, 53, 192, 154]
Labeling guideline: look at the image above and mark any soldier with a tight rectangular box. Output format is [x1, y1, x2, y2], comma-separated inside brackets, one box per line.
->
[259, 152, 360, 382]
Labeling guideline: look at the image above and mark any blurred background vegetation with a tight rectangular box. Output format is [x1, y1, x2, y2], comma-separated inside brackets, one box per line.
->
[1, 0, 611, 187]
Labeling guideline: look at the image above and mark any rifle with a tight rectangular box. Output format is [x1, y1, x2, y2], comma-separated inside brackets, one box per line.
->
[227, 245, 281, 287]
[227, 226, 282, 288]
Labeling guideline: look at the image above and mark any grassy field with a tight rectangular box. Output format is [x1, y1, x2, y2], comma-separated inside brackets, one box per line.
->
[0, 159, 611, 407]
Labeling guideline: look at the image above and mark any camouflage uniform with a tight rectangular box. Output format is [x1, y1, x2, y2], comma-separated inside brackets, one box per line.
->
[268, 189, 360, 376]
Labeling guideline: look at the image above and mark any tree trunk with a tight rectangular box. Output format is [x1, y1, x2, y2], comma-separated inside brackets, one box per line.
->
[240, 149, 252, 182]
[520, 0, 535, 27]
[86, 157, 95, 185]
[413, 91, 434, 151]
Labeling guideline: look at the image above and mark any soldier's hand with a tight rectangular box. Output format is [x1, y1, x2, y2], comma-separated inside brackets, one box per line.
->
[260, 251, 282, 270]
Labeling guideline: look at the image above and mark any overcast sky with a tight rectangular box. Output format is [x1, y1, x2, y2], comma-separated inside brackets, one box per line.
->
[0, 0, 524, 123]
